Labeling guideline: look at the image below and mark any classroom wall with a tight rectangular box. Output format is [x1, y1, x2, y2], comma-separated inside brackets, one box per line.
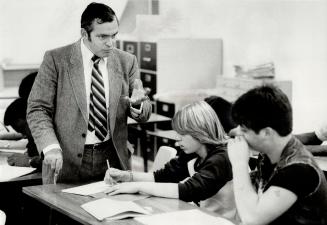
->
[160, 0, 327, 133]
[1, 0, 327, 133]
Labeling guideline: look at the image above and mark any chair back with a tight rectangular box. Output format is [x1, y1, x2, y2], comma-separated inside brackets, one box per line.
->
[151, 146, 177, 171]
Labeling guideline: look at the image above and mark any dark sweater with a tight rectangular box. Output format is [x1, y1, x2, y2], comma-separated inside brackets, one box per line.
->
[154, 144, 232, 203]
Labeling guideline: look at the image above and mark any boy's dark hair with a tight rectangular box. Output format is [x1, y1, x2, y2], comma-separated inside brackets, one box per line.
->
[81, 2, 117, 36]
[4, 98, 27, 134]
[231, 85, 292, 136]
[18, 71, 37, 99]
[204, 96, 236, 133]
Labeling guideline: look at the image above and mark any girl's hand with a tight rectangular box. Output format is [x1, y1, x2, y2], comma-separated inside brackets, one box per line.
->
[105, 183, 139, 196]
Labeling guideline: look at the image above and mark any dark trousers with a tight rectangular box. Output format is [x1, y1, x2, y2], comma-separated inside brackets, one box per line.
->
[79, 139, 121, 182]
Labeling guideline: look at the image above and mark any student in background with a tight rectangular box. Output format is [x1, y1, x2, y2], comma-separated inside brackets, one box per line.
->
[104, 101, 237, 220]
[228, 85, 327, 225]
[4, 98, 42, 170]
[295, 126, 327, 156]
[204, 95, 236, 134]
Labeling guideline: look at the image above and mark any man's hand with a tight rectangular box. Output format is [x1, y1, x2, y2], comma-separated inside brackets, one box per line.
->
[227, 135, 250, 166]
[128, 79, 149, 106]
[43, 148, 63, 175]
[7, 153, 30, 167]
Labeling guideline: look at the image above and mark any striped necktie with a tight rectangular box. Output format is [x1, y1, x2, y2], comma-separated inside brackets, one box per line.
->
[88, 55, 108, 141]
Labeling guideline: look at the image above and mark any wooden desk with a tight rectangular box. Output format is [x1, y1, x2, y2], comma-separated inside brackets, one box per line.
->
[128, 113, 172, 172]
[23, 184, 220, 225]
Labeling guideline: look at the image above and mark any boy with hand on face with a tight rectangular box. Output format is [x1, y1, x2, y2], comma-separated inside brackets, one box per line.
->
[228, 85, 327, 225]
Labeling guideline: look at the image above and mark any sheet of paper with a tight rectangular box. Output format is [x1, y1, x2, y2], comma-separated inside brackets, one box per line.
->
[134, 209, 235, 225]
[62, 181, 112, 196]
[0, 165, 36, 182]
[81, 198, 150, 221]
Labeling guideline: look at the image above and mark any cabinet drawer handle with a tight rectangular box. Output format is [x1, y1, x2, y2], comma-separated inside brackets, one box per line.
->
[142, 57, 151, 62]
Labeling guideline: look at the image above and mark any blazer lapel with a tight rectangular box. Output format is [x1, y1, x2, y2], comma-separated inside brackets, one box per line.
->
[68, 41, 88, 125]
[107, 51, 122, 134]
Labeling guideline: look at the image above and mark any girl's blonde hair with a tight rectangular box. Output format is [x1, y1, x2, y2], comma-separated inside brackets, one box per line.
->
[172, 101, 227, 146]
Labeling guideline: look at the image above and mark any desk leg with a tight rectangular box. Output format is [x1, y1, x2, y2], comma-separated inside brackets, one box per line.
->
[139, 125, 148, 172]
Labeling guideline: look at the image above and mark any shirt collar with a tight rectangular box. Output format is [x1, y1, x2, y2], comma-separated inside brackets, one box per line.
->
[80, 38, 107, 64]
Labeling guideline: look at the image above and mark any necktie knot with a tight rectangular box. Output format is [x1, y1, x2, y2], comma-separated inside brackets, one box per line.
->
[91, 55, 101, 64]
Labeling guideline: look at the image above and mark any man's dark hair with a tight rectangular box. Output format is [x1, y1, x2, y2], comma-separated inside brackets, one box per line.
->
[81, 2, 118, 36]
[18, 71, 37, 99]
[204, 96, 236, 133]
[231, 85, 292, 136]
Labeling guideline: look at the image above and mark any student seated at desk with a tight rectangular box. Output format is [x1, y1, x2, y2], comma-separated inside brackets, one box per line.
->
[0, 71, 38, 147]
[4, 98, 42, 170]
[228, 85, 327, 225]
[104, 101, 237, 220]
[295, 125, 327, 156]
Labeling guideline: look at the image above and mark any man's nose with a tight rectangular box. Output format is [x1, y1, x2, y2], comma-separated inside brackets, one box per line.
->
[105, 38, 114, 47]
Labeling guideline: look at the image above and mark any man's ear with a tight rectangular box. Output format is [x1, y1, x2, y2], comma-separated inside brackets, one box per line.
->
[81, 28, 87, 39]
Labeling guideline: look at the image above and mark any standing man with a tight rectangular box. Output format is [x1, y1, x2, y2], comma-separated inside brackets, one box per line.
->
[228, 85, 327, 224]
[27, 2, 152, 183]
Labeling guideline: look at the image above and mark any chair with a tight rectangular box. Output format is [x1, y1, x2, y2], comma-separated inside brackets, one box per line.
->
[151, 146, 177, 171]
[0, 210, 6, 225]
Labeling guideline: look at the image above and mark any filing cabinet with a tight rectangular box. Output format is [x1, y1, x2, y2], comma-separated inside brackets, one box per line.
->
[140, 72, 157, 100]
[156, 100, 174, 130]
[115, 40, 121, 50]
[123, 41, 139, 59]
[140, 42, 157, 71]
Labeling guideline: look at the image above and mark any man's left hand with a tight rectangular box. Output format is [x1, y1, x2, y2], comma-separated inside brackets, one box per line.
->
[128, 79, 149, 106]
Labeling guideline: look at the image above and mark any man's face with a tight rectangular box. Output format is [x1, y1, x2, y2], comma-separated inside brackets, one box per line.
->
[83, 18, 118, 58]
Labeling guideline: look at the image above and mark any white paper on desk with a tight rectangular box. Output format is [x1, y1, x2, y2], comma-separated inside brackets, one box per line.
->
[62, 181, 111, 196]
[135, 209, 235, 225]
[81, 198, 150, 221]
[0, 165, 36, 182]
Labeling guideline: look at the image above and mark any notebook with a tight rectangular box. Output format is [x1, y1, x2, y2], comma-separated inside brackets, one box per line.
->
[81, 198, 150, 221]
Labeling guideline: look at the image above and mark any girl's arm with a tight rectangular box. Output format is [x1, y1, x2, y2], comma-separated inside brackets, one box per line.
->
[106, 182, 179, 199]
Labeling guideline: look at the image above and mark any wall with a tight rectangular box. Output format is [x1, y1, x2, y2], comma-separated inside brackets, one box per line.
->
[0, 0, 131, 65]
[1, 0, 326, 132]
[160, 0, 327, 133]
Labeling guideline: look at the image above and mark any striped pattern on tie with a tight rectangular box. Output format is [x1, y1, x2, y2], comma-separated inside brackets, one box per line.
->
[88, 55, 108, 141]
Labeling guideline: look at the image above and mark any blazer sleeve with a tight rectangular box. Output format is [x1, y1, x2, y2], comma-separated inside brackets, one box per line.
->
[128, 55, 152, 122]
[27, 51, 60, 153]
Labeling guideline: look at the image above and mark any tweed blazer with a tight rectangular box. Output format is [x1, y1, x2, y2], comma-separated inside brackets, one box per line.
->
[27, 40, 152, 181]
